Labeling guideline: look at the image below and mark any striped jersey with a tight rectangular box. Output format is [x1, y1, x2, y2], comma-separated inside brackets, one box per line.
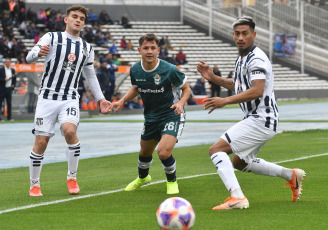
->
[234, 46, 279, 131]
[29, 31, 94, 100]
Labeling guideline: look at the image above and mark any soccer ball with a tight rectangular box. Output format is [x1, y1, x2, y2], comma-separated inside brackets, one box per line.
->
[156, 197, 195, 230]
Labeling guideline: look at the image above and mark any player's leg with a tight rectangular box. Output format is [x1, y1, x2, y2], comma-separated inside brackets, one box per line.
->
[209, 138, 249, 210]
[125, 139, 158, 191]
[157, 134, 179, 194]
[236, 155, 306, 202]
[59, 101, 80, 194]
[29, 98, 57, 196]
[29, 135, 50, 196]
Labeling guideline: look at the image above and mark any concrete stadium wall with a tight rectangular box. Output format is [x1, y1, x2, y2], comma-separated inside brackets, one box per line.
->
[25, 4, 181, 22]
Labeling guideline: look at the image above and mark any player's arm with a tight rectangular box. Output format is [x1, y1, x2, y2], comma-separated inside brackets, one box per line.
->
[26, 33, 51, 63]
[83, 65, 111, 114]
[111, 87, 139, 113]
[204, 79, 265, 114]
[197, 60, 235, 91]
[170, 82, 191, 115]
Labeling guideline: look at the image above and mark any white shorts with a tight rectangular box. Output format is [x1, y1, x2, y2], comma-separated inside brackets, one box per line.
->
[221, 116, 276, 163]
[33, 98, 80, 137]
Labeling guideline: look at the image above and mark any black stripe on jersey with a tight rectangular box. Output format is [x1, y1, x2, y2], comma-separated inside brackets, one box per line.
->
[50, 32, 54, 46]
[265, 117, 270, 129]
[46, 32, 63, 98]
[55, 37, 72, 97]
[85, 62, 93, 65]
[74, 40, 88, 99]
[224, 133, 231, 143]
[270, 98, 277, 117]
[41, 60, 51, 98]
[248, 57, 265, 66]
[251, 98, 261, 115]
[273, 120, 277, 132]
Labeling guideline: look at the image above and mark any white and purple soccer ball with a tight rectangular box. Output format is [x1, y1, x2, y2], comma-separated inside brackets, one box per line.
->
[156, 197, 195, 230]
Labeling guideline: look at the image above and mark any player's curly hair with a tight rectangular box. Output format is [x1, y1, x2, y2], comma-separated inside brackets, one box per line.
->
[232, 16, 255, 30]
[66, 5, 89, 19]
[139, 33, 160, 47]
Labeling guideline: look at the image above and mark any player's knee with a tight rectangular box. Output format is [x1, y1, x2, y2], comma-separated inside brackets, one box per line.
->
[157, 148, 171, 160]
[63, 128, 77, 140]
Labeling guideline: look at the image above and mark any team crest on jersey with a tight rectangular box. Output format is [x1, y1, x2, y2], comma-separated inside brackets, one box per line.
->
[154, 74, 161, 85]
[68, 53, 76, 62]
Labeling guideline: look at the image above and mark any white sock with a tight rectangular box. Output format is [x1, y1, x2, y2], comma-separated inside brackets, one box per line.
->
[211, 152, 244, 198]
[242, 158, 293, 181]
[29, 151, 44, 189]
[66, 142, 80, 180]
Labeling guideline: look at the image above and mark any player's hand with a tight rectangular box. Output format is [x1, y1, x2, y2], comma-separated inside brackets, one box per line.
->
[99, 99, 112, 114]
[110, 100, 124, 113]
[197, 60, 215, 81]
[38, 45, 50, 57]
[203, 97, 226, 114]
[170, 102, 184, 116]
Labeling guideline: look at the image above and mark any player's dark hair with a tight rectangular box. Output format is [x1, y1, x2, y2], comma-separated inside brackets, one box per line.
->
[232, 16, 255, 31]
[139, 33, 159, 47]
[66, 5, 89, 19]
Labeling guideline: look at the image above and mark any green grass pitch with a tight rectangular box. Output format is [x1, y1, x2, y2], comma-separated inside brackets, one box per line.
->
[0, 129, 327, 229]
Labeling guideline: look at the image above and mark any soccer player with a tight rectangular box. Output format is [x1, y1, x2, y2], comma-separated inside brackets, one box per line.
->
[26, 5, 111, 196]
[110, 33, 191, 194]
[197, 16, 306, 210]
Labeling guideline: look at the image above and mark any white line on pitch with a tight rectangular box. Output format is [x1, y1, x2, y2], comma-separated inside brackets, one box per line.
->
[0, 152, 327, 215]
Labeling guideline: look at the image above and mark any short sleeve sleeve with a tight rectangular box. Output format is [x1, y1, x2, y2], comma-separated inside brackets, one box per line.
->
[170, 65, 186, 88]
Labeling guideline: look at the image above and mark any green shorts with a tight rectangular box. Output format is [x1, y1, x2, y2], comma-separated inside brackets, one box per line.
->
[141, 115, 185, 141]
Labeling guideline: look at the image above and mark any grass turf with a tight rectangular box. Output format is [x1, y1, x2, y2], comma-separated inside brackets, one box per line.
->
[0, 129, 327, 229]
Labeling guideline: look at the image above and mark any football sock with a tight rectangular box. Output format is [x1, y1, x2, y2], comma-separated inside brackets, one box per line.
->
[242, 158, 293, 181]
[66, 142, 80, 180]
[161, 155, 176, 182]
[211, 152, 244, 198]
[29, 151, 44, 189]
[138, 155, 153, 179]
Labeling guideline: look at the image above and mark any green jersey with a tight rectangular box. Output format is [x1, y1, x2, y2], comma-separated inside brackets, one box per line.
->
[130, 59, 186, 122]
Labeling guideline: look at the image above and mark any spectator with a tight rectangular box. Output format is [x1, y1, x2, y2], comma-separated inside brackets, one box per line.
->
[109, 40, 118, 54]
[99, 10, 113, 25]
[97, 61, 111, 101]
[112, 54, 121, 66]
[166, 54, 177, 65]
[37, 8, 47, 24]
[17, 51, 26, 63]
[18, 19, 29, 35]
[26, 7, 37, 23]
[175, 48, 187, 65]
[105, 53, 118, 99]
[164, 36, 174, 50]
[227, 71, 233, 96]
[121, 13, 132, 28]
[192, 77, 207, 95]
[0, 58, 16, 121]
[94, 30, 106, 46]
[120, 36, 128, 49]
[209, 65, 221, 97]
[187, 92, 197, 105]
[17, 0, 26, 23]
[87, 9, 98, 25]
[83, 27, 94, 43]
[159, 49, 168, 61]
[128, 39, 134, 50]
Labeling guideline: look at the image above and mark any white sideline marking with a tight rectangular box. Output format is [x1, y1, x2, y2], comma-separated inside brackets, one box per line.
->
[1, 152, 327, 215]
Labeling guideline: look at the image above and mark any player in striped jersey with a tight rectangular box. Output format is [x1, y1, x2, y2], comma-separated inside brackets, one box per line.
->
[26, 5, 111, 196]
[197, 16, 305, 210]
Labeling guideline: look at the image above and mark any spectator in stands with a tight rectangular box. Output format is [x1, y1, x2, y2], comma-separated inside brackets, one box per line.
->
[109, 40, 118, 54]
[37, 8, 47, 24]
[0, 58, 16, 121]
[97, 60, 112, 101]
[164, 36, 174, 50]
[112, 54, 121, 66]
[187, 92, 197, 105]
[17, 51, 26, 63]
[83, 27, 94, 43]
[175, 48, 187, 65]
[26, 7, 37, 23]
[99, 10, 113, 25]
[128, 39, 134, 50]
[193, 77, 207, 95]
[105, 53, 118, 99]
[121, 13, 132, 28]
[166, 54, 177, 65]
[226, 71, 233, 96]
[94, 30, 106, 46]
[160, 44, 168, 57]
[209, 65, 221, 97]
[159, 49, 168, 61]
[17, 68, 39, 113]
[0, 37, 11, 58]
[120, 36, 128, 49]
[17, 0, 26, 23]
[18, 19, 29, 35]
[1, 0, 10, 13]
[8, 0, 16, 20]
[87, 9, 98, 25]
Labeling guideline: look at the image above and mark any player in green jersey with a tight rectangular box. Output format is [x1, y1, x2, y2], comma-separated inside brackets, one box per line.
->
[110, 33, 191, 194]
